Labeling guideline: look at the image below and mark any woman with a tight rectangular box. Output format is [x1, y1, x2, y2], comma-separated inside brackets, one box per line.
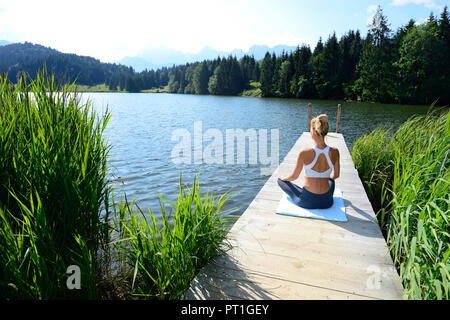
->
[278, 114, 340, 209]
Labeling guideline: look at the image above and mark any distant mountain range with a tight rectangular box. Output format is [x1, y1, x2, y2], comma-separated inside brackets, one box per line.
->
[0, 40, 12, 46]
[0, 40, 296, 72]
[118, 44, 298, 72]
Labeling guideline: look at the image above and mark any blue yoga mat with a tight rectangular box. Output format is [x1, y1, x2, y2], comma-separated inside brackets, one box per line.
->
[275, 188, 347, 222]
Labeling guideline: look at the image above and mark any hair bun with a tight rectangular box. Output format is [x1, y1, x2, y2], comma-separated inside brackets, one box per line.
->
[318, 114, 328, 122]
[311, 114, 329, 137]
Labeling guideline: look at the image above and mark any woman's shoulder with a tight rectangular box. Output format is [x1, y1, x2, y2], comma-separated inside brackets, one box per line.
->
[299, 147, 315, 155]
[328, 146, 340, 162]
[328, 146, 340, 155]
[301, 146, 338, 153]
[299, 147, 315, 162]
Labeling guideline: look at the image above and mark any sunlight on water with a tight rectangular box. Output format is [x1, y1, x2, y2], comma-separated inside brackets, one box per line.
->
[82, 92, 429, 218]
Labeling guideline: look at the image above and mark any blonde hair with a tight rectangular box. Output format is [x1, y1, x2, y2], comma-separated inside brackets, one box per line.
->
[311, 114, 329, 137]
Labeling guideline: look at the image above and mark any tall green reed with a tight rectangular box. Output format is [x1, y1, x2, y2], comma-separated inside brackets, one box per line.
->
[0, 70, 111, 299]
[111, 172, 237, 300]
[352, 127, 395, 216]
[352, 109, 450, 300]
[0, 69, 238, 300]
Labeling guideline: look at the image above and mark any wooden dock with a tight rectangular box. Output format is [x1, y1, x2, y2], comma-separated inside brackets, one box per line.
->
[186, 132, 404, 300]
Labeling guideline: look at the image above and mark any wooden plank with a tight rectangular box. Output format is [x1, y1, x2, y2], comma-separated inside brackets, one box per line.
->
[187, 260, 378, 300]
[186, 132, 404, 300]
[204, 247, 402, 300]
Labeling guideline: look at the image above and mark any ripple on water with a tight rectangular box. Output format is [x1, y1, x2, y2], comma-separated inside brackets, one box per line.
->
[83, 93, 429, 220]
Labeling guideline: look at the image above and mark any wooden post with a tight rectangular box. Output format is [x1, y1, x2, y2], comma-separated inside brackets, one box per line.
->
[336, 104, 341, 133]
[308, 103, 312, 132]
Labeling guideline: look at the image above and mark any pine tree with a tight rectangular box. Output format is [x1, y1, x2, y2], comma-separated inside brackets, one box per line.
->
[438, 6, 450, 104]
[229, 56, 244, 95]
[354, 5, 396, 102]
[277, 60, 292, 97]
[271, 53, 281, 96]
[438, 6, 450, 48]
[311, 33, 342, 99]
[193, 62, 210, 95]
[292, 45, 313, 98]
[125, 75, 139, 93]
[177, 69, 186, 94]
[260, 52, 274, 97]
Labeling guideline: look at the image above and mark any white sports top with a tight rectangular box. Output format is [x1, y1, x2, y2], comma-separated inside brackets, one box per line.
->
[304, 146, 334, 178]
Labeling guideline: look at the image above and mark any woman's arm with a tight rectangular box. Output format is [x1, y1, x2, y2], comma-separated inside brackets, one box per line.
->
[330, 148, 340, 179]
[279, 150, 304, 181]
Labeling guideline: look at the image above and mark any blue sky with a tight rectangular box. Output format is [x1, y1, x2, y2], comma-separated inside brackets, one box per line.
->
[0, 0, 448, 62]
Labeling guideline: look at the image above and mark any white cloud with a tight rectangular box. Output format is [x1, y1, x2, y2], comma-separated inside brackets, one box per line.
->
[390, 0, 444, 11]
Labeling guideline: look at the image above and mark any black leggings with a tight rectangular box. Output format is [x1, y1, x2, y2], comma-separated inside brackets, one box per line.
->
[277, 178, 335, 209]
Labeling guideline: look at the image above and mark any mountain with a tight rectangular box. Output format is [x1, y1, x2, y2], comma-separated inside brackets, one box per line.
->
[119, 44, 297, 72]
[119, 56, 160, 72]
[0, 40, 12, 46]
[0, 42, 133, 85]
[0, 42, 59, 67]
[247, 44, 297, 59]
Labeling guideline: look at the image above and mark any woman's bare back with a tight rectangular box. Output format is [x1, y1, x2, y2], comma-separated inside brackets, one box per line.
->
[302, 146, 340, 194]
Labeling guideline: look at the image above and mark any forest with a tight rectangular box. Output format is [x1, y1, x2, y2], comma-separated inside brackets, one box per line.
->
[113, 6, 450, 105]
[1, 6, 449, 105]
[0, 42, 134, 86]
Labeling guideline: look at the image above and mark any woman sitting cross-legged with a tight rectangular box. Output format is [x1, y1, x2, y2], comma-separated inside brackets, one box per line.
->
[278, 114, 340, 209]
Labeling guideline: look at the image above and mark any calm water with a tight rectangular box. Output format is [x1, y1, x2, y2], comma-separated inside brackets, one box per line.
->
[83, 93, 429, 217]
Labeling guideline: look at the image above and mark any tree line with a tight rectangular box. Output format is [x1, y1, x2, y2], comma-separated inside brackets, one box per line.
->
[119, 6, 450, 105]
[1, 6, 449, 105]
[0, 42, 134, 86]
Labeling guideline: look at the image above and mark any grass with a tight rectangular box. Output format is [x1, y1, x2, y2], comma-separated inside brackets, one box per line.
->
[240, 81, 262, 97]
[0, 71, 111, 299]
[141, 85, 169, 93]
[352, 108, 450, 300]
[74, 83, 169, 93]
[0, 70, 235, 299]
[110, 173, 236, 299]
[75, 83, 121, 92]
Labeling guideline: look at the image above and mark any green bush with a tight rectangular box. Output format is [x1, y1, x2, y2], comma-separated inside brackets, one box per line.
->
[352, 109, 450, 299]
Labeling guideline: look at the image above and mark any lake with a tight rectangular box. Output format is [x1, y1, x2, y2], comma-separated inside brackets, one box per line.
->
[83, 93, 429, 217]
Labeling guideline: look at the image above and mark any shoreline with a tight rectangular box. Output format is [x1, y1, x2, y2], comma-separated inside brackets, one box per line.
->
[76, 87, 432, 108]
